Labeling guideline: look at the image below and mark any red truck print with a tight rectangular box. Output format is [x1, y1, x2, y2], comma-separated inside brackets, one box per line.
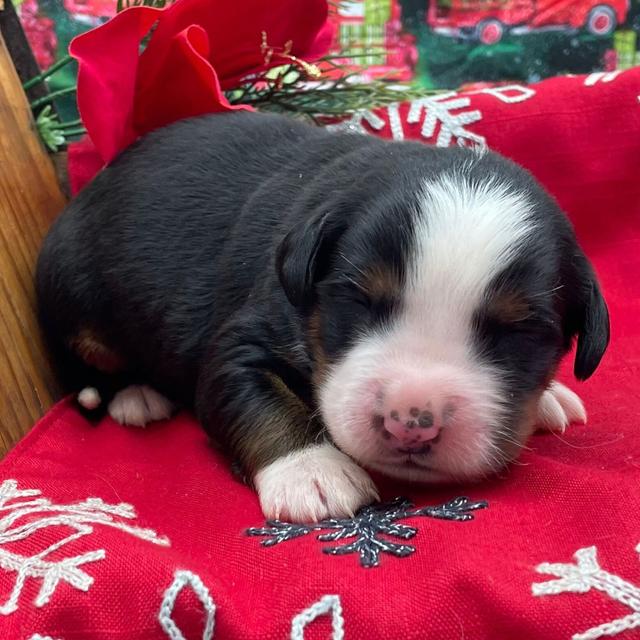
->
[427, 0, 630, 45]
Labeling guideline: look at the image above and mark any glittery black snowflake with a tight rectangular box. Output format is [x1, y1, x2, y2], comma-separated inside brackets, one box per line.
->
[246, 496, 488, 568]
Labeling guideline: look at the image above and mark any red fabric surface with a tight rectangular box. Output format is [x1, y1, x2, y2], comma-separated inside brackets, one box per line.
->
[7, 70, 640, 638]
[69, 0, 332, 165]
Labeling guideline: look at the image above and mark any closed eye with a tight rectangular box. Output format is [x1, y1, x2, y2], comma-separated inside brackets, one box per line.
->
[479, 310, 560, 344]
[322, 276, 370, 298]
[321, 277, 398, 325]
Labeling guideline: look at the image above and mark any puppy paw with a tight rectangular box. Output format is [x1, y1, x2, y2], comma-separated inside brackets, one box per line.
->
[254, 443, 379, 523]
[78, 386, 102, 410]
[536, 381, 587, 433]
[108, 385, 174, 427]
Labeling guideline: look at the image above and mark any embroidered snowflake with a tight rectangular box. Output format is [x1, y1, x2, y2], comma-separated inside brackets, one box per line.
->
[291, 595, 344, 640]
[0, 479, 169, 615]
[406, 92, 485, 147]
[247, 496, 488, 568]
[326, 93, 485, 147]
[532, 543, 640, 640]
[159, 570, 216, 640]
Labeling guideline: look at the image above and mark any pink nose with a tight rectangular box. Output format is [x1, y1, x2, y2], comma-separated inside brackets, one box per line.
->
[380, 378, 459, 450]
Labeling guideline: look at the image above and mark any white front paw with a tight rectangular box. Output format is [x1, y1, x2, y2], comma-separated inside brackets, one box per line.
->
[254, 443, 379, 523]
[536, 381, 587, 433]
[108, 385, 174, 427]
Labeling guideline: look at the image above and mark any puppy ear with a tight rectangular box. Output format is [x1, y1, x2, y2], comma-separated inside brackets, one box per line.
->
[565, 252, 610, 381]
[276, 207, 347, 309]
[574, 277, 609, 380]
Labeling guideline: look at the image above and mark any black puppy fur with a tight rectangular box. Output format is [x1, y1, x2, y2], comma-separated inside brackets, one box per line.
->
[36, 111, 609, 481]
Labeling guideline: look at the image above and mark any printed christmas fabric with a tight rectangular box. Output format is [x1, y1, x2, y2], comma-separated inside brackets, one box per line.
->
[15, 0, 640, 125]
[3, 70, 640, 640]
[333, 0, 640, 86]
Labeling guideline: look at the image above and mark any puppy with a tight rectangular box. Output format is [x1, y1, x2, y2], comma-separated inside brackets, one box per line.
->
[36, 111, 609, 522]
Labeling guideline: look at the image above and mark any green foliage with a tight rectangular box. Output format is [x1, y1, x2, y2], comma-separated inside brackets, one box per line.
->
[34, 105, 86, 152]
[35, 106, 66, 152]
[226, 62, 441, 122]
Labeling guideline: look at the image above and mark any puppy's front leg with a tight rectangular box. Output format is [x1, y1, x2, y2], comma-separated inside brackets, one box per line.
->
[196, 327, 379, 522]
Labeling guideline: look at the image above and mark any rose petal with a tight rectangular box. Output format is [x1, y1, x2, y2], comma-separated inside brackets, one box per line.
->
[143, 0, 331, 90]
[134, 24, 251, 137]
[70, 6, 162, 163]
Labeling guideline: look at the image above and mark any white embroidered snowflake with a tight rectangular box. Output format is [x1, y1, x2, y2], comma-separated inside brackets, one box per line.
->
[325, 109, 387, 136]
[291, 595, 344, 640]
[159, 570, 216, 640]
[326, 82, 539, 147]
[327, 93, 485, 147]
[407, 92, 485, 147]
[0, 479, 169, 615]
[532, 543, 640, 640]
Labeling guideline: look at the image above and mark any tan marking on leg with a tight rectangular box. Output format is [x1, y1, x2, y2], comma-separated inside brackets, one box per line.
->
[69, 329, 125, 373]
[234, 373, 316, 476]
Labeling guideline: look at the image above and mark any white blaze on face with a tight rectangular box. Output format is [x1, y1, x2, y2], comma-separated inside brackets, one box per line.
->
[319, 171, 537, 481]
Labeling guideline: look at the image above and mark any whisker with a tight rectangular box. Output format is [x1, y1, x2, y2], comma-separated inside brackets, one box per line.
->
[548, 430, 624, 449]
[495, 431, 532, 452]
[509, 458, 531, 467]
[526, 284, 566, 299]
[305, 408, 323, 443]
[338, 252, 367, 278]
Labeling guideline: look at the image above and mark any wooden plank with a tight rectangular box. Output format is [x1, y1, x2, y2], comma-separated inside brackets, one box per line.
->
[0, 32, 66, 457]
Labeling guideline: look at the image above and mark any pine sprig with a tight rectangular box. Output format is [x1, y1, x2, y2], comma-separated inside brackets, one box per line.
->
[227, 60, 442, 122]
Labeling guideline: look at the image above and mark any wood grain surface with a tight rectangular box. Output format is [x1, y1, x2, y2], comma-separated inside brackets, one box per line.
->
[0, 32, 66, 456]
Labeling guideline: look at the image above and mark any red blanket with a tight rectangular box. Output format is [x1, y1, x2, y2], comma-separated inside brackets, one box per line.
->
[4, 68, 640, 640]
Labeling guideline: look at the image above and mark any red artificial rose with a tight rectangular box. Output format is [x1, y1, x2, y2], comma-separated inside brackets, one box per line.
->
[70, 0, 332, 166]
